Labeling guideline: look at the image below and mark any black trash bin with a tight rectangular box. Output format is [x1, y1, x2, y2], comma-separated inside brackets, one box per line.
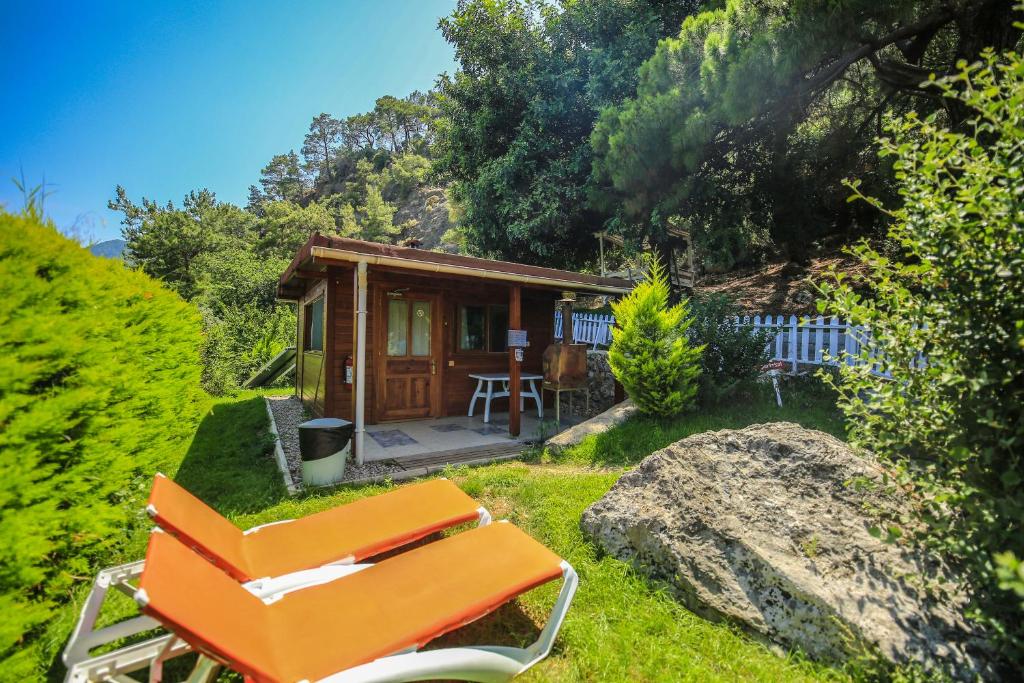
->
[298, 417, 353, 486]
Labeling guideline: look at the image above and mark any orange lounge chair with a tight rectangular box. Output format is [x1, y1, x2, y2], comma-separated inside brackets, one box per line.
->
[146, 472, 489, 584]
[63, 474, 491, 677]
[70, 523, 578, 683]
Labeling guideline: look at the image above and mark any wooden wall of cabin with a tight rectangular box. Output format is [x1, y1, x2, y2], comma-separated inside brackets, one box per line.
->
[442, 287, 557, 417]
[325, 266, 356, 421]
[319, 266, 559, 423]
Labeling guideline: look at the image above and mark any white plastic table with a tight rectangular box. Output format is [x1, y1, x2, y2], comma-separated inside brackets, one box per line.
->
[468, 373, 544, 423]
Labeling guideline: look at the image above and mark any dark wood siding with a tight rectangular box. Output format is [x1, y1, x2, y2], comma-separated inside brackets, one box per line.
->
[325, 267, 354, 420]
[318, 267, 558, 423]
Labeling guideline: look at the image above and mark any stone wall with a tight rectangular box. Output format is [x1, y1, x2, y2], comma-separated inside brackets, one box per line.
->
[558, 349, 616, 419]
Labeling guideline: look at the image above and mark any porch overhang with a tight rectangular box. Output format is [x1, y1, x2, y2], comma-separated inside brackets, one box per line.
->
[277, 234, 632, 300]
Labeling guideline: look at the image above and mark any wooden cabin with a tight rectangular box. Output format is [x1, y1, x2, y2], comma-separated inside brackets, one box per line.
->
[277, 235, 631, 463]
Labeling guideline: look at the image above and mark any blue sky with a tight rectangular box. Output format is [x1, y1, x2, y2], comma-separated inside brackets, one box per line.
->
[0, 1, 457, 241]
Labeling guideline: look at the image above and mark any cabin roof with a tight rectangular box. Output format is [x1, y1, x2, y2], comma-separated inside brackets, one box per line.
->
[277, 234, 632, 300]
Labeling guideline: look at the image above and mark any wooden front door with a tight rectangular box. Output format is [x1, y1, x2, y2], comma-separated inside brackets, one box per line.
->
[376, 291, 441, 421]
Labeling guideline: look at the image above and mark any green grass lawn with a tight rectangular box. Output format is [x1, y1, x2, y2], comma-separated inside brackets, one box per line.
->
[49, 390, 849, 682]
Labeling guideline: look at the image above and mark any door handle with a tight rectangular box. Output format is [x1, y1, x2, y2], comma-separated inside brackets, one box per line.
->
[431, 360, 437, 375]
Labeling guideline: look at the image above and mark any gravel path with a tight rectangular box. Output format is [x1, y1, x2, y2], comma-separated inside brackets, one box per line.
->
[266, 396, 401, 487]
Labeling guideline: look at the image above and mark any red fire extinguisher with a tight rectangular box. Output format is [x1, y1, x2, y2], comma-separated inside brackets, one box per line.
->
[344, 355, 354, 384]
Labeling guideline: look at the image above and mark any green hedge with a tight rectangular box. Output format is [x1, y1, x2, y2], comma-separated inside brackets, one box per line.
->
[0, 212, 207, 677]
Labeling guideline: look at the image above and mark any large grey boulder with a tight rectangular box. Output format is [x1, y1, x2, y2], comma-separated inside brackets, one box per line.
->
[580, 422, 988, 678]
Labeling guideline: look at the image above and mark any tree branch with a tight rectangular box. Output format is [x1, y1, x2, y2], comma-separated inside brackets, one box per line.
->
[803, 8, 957, 95]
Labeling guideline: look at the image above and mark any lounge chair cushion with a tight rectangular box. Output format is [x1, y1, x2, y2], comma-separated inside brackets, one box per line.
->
[139, 523, 564, 683]
[147, 475, 482, 581]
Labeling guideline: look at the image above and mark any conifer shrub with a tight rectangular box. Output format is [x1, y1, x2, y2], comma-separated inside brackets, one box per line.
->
[0, 211, 206, 676]
[608, 258, 703, 416]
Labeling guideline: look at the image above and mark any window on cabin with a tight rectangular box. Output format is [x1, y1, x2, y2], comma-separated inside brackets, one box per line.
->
[303, 295, 324, 352]
[488, 305, 508, 352]
[386, 300, 408, 356]
[458, 304, 508, 352]
[387, 299, 432, 357]
[411, 301, 431, 356]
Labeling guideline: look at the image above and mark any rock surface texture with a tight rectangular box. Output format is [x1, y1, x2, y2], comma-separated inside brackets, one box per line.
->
[580, 423, 987, 678]
[394, 186, 452, 250]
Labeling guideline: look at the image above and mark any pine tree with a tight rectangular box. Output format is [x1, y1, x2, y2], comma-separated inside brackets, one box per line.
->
[608, 257, 703, 416]
[357, 185, 402, 243]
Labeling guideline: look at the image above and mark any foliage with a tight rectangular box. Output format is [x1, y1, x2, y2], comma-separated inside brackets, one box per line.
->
[382, 153, 432, 198]
[302, 113, 345, 179]
[255, 199, 336, 260]
[435, 0, 701, 267]
[253, 91, 439, 210]
[193, 247, 295, 394]
[688, 294, 771, 404]
[356, 184, 403, 243]
[109, 186, 254, 300]
[0, 211, 206, 677]
[817, 48, 1024, 666]
[591, 0, 1022, 264]
[255, 150, 306, 205]
[608, 258, 703, 416]
[996, 552, 1024, 610]
[112, 189, 300, 394]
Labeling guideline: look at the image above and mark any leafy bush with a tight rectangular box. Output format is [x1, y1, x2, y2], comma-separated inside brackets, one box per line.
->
[688, 294, 771, 404]
[817, 48, 1024, 665]
[193, 247, 296, 394]
[608, 258, 703, 416]
[382, 153, 432, 199]
[0, 211, 207, 677]
[200, 304, 295, 395]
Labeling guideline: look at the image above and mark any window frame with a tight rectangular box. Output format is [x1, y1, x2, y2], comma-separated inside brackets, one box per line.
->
[456, 303, 509, 354]
[303, 294, 325, 353]
[385, 297, 433, 358]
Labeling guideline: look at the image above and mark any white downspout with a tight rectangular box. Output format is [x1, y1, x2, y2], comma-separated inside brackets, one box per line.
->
[355, 261, 368, 464]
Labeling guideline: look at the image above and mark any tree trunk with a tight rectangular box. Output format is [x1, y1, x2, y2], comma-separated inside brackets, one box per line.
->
[652, 240, 681, 304]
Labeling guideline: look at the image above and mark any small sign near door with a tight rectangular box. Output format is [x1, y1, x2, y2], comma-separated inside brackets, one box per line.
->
[507, 329, 528, 347]
[514, 347, 524, 362]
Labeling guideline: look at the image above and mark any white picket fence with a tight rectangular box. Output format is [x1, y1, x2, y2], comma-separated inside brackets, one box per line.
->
[739, 314, 891, 376]
[554, 312, 615, 349]
[555, 311, 896, 376]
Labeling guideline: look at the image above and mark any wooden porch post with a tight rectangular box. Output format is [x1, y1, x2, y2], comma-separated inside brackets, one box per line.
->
[509, 285, 521, 437]
[354, 261, 368, 464]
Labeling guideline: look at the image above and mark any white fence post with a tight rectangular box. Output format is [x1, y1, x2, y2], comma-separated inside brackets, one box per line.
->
[828, 315, 839, 363]
[788, 315, 798, 373]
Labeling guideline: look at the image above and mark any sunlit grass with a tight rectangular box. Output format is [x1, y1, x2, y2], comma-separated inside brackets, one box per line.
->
[50, 389, 848, 682]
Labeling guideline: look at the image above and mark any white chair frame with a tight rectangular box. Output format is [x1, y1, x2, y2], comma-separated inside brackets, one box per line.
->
[100, 558, 577, 683]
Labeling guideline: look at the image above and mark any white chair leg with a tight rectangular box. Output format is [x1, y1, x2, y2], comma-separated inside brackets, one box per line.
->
[772, 373, 783, 407]
[64, 560, 156, 670]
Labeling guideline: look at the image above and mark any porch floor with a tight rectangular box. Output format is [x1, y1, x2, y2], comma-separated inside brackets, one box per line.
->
[361, 411, 577, 463]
